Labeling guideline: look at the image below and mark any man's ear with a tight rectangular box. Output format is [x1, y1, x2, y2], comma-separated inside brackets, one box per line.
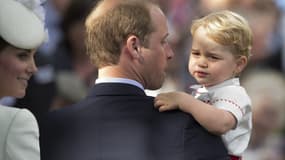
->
[126, 35, 141, 59]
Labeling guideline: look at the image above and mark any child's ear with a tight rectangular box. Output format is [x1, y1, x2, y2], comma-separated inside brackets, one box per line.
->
[235, 56, 248, 74]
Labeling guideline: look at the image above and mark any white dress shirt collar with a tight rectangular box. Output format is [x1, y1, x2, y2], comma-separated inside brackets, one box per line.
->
[95, 77, 144, 91]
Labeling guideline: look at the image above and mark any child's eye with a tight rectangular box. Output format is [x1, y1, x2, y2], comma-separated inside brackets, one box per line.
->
[209, 56, 219, 60]
[207, 54, 221, 60]
[191, 51, 200, 56]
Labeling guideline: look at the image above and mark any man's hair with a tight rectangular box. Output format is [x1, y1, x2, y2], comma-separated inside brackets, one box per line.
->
[191, 10, 253, 59]
[85, 0, 155, 67]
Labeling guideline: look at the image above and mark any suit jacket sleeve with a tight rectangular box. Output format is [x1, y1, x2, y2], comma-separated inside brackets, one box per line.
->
[6, 109, 40, 160]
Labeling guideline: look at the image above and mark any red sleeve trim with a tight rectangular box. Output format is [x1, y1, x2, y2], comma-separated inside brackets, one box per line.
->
[211, 98, 244, 115]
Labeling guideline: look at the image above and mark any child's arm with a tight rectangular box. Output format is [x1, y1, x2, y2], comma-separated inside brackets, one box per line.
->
[154, 92, 236, 135]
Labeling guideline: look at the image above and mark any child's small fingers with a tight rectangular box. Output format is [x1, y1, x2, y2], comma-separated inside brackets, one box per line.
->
[154, 103, 160, 109]
[154, 99, 163, 108]
[154, 100, 159, 108]
[158, 106, 168, 112]
[158, 107, 164, 112]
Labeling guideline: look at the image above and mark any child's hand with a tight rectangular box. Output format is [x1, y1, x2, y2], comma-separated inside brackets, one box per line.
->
[154, 92, 180, 112]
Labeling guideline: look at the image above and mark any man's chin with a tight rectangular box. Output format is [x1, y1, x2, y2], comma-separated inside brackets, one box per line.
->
[150, 82, 164, 90]
[14, 90, 26, 99]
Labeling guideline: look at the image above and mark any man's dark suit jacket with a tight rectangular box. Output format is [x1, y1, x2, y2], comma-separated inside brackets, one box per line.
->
[40, 83, 229, 160]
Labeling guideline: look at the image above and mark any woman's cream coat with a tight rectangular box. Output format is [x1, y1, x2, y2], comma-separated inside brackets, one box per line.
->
[0, 105, 40, 160]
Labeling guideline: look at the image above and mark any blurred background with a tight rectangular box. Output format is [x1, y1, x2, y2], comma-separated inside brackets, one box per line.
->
[1, 0, 285, 159]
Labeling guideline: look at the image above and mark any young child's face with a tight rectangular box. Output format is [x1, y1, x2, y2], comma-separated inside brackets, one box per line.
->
[189, 26, 244, 87]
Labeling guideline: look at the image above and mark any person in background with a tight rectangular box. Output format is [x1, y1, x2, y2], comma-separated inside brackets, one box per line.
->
[39, 0, 229, 160]
[0, 0, 47, 159]
[242, 68, 285, 160]
[155, 10, 252, 160]
[50, 0, 98, 110]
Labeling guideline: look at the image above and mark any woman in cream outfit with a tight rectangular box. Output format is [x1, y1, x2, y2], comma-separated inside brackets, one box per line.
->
[0, 0, 46, 159]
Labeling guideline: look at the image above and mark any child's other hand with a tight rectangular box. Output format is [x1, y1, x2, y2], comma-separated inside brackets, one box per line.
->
[154, 92, 179, 112]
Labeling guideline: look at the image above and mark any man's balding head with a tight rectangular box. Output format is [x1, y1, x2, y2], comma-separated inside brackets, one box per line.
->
[85, 0, 125, 28]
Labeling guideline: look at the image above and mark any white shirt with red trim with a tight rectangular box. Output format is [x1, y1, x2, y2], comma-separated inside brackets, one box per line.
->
[191, 78, 252, 156]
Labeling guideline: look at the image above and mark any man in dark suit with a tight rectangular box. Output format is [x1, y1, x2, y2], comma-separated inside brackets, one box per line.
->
[40, 0, 229, 159]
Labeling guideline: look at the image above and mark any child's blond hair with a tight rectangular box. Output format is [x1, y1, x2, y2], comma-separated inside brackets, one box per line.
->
[191, 10, 252, 59]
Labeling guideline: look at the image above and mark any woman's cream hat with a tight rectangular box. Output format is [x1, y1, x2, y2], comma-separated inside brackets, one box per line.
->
[0, 0, 47, 49]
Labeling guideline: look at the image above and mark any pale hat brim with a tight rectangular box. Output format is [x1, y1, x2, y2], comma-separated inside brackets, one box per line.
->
[0, 0, 45, 49]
